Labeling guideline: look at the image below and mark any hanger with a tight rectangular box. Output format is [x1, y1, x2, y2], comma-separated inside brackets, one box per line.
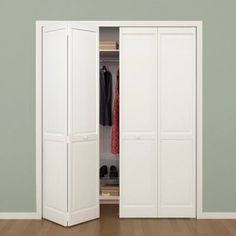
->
[102, 65, 108, 72]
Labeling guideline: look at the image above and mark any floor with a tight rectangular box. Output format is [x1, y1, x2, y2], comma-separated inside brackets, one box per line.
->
[1, 205, 236, 236]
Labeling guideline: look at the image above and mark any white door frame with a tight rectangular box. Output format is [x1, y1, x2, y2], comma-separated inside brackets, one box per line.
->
[36, 20, 202, 219]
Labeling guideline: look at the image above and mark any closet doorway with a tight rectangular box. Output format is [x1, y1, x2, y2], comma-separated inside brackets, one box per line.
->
[36, 21, 203, 227]
[99, 27, 120, 207]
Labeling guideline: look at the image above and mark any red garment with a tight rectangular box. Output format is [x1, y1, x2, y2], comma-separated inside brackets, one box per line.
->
[111, 70, 119, 154]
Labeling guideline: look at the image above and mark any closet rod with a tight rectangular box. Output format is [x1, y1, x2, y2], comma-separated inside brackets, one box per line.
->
[100, 59, 119, 62]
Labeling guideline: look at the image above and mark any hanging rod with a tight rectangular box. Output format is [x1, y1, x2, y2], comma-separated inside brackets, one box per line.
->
[100, 59, 119, 62]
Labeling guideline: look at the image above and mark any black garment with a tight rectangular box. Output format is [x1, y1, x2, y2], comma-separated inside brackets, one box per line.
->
[100, 69, 112, 126]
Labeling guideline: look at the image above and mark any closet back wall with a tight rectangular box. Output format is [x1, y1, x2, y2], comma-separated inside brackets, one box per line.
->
[0, 0, 235, 213]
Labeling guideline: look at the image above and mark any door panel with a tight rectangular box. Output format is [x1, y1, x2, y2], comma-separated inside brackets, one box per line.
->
[157, 27, 196, 217]
[69, 140, 98, 225]
[160, 140, 194, 208]
[43, 139, 67, 225]
[70, 27, 97, 135]
[43, 27, 67, 136]
[122, 140, 156, 216]
[121, 30, 156, 133]
[68, 24, 99, 226]
[42, 25, 68, 226]
[120, 27, 158, 217]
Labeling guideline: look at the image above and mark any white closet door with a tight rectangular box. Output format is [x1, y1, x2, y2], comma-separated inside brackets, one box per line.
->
[120, 28, 158, 217]
[67, 24, 99, 226]
[157, 28, 196, 217]
[42, 24, 68, 226]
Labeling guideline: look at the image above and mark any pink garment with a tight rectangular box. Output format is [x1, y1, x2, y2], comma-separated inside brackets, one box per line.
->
[111, 70, 119, 154]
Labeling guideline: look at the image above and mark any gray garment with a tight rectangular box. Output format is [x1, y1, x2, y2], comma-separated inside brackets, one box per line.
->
[100, 69, 112, 126]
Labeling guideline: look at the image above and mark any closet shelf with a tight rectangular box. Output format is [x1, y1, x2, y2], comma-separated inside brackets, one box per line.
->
[100, 177, 119, 180]
[100, 49, 119, 59]
[100, 178, 119, 185]
[99, 49, 119, 52]
[100, 195, 119, 204]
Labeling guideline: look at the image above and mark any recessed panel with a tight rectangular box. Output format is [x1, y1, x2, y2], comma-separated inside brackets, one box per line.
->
[43, 140, 67, 213]
[43, 29, 67, 136]
[121, 32, 157, 133]
[159, 32, 195, 134]
[122, 140, 156, 206]
[71, 29, 97, 134]
[159, 140, 194, 206]
[71, 141, 97, 211]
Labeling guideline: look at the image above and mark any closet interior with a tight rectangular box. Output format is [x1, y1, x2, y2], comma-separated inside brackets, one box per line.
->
[99, 27, 120, 205]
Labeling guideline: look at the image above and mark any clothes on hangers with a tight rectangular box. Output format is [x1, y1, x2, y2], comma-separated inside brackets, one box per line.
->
[100, 66, 113, 126]
[111, 69, 119, 154]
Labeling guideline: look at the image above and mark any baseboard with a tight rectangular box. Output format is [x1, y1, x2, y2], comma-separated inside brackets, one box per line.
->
[1, 212, 236, 220]
[198, 212, 236, 219]
[0, 212, 41, 219]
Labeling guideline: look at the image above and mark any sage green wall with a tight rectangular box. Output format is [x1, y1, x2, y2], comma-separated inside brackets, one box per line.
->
[0, 0, 235, 212]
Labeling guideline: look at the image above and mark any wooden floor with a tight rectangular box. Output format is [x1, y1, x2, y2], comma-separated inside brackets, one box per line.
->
[1, 205, 236, 236]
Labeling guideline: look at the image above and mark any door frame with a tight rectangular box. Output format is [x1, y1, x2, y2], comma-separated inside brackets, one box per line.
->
[36, 20, 203, 219]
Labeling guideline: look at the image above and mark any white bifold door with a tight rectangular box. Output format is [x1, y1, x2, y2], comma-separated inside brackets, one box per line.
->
[119, 27, 196, 218]
[42, 23, 196, 225]
[43, 23, 99, 226]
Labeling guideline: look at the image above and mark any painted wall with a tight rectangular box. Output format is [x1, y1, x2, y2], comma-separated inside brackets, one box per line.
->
[0, 0, 235, 212]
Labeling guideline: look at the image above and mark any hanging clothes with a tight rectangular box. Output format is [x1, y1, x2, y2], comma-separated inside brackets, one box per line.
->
[111, 70, 119, 154]
[100, 67, 112, 126]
